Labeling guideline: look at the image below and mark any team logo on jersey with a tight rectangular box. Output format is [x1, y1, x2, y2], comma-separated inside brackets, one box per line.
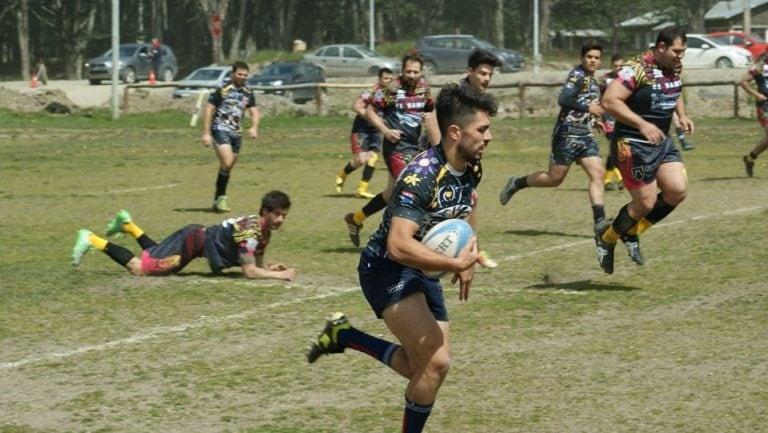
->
[403, 173, 421, 186]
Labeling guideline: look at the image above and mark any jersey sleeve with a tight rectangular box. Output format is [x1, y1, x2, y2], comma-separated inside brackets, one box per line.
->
[558, 69, 589, 112]
[208, 86, 224, 106]
[389, 161, 437, 226]
[615, 65, 640, 92]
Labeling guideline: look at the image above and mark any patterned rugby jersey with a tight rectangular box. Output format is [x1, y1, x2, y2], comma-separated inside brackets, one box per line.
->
[613, 51, 683, 141]
[553, 64, 602, 136]
[351, 84, 380, 134]
[747, 63, 768, 103]
[204, 215, 270, 272]
[208, 83, 257, 134]
[369, 76, 435, 152]
[365, 145, 481, 258]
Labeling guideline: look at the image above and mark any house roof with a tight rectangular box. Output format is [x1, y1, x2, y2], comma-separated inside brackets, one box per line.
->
[549, 29, 607, 37]
[706, 0, 768, 20]
[620, 11, 674, 27]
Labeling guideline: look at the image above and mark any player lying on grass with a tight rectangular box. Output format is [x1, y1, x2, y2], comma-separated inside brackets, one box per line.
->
[71, 190, 296, 281]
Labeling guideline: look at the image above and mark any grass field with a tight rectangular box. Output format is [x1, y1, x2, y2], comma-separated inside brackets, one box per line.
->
[1, 109, 767, 433]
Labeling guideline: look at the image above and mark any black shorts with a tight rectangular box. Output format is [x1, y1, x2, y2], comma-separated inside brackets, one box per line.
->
[550, 134, 601, 165]
[358, 248, 448, 321]
[612, 136, 682, 189]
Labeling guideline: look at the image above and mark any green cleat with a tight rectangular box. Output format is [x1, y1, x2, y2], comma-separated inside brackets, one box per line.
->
[105, 210, 132, 237]
[213, 195, 230, 213]
[306, 312, 351, 364]
[71, 229, 93, 267]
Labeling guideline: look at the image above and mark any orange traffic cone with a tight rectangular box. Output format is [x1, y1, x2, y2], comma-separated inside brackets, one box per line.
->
[30, 72, 38, 88]
[149, 69, 157, 85]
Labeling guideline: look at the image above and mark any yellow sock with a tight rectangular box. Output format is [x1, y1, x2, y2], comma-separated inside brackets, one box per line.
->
[88, 233, 108, 251]
[612, 168, 622, 181]
[628, 218, 653, 236]
[357, 180, 370, 193]
[603, 171, 614, 184]
[123, 221, 145, 239]
[602, 226, 621, 244]
[353, 209, 366, 225]
[338, 170, 348, 180]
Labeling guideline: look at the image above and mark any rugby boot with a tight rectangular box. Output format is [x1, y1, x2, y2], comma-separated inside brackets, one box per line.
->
[306, 312, 351, 364]
[213, 195, 230, 213]
[344, 213, 362, 247]
[71, 229, 94, 267]
[595, 227, 616, 274]
[105, 210, 133, 237]
[499, 176, 520, 205]
[743, 155, 754, 177]
[623, 235, 644, 265]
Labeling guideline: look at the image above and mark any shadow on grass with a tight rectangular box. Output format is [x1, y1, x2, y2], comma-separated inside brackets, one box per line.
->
[525, 278, 640, 292]
[698, 176, 749, 182]
[172, 207, 220, 213]
[504, 228, 590, 239]
[322, 246, 363, 254]
[323, 193, 370, 199]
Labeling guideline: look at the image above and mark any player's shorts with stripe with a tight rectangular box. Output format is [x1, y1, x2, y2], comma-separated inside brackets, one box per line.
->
[383, 144, 417, 178]
[358, 247, 448, 321]
[756, 102, 768, 128]
[612, 136, 682, 190]
[212, 130, 243, 153]
[141, 224, 206, 275]
[350, 131, 382, 154]
[550, 133, 601, 165]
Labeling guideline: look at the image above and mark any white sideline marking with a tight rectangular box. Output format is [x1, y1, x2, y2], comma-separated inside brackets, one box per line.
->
[84, 183, 180, 195]
[501, 205, 765, 263]
[2, 204, 763, 371]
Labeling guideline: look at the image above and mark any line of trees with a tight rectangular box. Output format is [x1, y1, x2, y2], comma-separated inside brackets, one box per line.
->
[0, 0, 714, 80]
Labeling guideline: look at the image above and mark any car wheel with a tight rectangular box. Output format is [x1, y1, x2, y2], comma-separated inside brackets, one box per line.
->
[123, 67, 137, 84]
[89, 79, 101, 85]
[715, 57, 733, 68]
[422, 61, 437, 76]
[161, 67, 174, 82]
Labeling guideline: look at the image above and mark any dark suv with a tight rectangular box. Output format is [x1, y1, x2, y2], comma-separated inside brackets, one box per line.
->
[415, 34, 525, 75]
[85, 43, 178, 85]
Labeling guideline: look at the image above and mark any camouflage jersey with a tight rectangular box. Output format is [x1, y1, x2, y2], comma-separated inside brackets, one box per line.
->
[351, 84, 380, 134]
[208, 83, 257, 135]
[204, 215, 270, 273]
[553, 64, 601, 137]
[613, 51, 683, 142]
[369, 76, 435, 152]
[747, 63, 768, 104]
[365, 145, 481, 258]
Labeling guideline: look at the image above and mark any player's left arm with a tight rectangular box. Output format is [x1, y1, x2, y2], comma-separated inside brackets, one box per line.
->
[241, 262, 296, 281]
[674, 98, 694, 135]
[247, 106, 260, 139]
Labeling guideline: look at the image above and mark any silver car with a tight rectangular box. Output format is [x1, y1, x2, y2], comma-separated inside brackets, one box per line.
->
[304, 44, 401, 77]
[172, 66, 232, 98]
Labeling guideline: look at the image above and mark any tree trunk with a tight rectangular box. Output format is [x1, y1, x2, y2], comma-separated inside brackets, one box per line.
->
[540, 0, 551, 54]
[17, 0, 30, 80]
[198, 0, 230, 64]
[493, 0, 504, 48]
[227, 0, 247, 60]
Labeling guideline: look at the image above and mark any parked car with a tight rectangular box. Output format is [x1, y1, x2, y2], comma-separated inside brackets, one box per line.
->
[415, 34, 525, 75]
[303, 44, 400, 77]
[85, 43, 178, 85]
[247, 61, 325, 104]
[707, 31, 768, 63]
[683, 34, 752, 69]
[172, 66, 231, 98]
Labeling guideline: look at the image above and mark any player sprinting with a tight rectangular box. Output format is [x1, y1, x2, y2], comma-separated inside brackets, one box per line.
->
[596, 27, 694, 274]
[334, 68, 394, 198]
[202, 61, 260, 213]
[739, 48, 768, 177]
[499, 40, 609, 235]
[306, 83, 496, 433]
[71, 190, 295, 281]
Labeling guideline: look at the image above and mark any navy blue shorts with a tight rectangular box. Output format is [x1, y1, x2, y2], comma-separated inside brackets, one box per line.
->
[358, 248, 448, 322]
[612, 136, 682, 189]
[212, 130, 243, 153]
[550, 133, 601, 165]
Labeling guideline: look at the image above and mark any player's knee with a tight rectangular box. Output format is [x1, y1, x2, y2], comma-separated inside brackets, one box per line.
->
[425, 351, 452, 381]
[366, 152, 378, 168]
[664, 189, 687, 206]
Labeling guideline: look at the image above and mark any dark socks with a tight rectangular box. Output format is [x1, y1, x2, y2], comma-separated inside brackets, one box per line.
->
[612, 205, 638, 239]
[514, 176, 529, 190]
[592, 204, 606, 223]
[645, 193, 676, 224]
[344, 162, 355, 175]
[362, 192, 388, 217]
[339, 327, 400, 366]
[104, 243, 136, 267]
[136, 234, 157, 250]
[402, 398, 433, 433]
[215, 169, 230, 198]
[362, 164, 375, 182]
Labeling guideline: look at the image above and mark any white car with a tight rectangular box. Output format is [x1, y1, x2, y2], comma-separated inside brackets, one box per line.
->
[683, 34, 752, 69]
[172, 66, 231, 98]
[304, 44, 401, 77]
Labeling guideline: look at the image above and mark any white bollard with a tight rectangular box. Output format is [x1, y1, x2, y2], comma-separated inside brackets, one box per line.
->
[189, 91, 207, 127]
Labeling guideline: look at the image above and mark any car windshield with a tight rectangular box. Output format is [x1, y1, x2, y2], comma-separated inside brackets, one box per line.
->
[472, 38, 497, 50]
[709, 36, 730, 45]
[352, 46, 383, 57]
[187, 69, 225, 80]
[262, 63, 297, 75]
[102, 46, 139, 57]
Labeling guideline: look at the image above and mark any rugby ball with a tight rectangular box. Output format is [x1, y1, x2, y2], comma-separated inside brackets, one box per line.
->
[421, 218, 474, 278]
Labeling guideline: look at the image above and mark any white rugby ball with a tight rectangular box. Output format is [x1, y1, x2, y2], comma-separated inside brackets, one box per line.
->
[421, 218, 474, 278]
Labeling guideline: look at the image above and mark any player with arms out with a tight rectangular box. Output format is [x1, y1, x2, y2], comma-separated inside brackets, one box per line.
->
[306, 83, 496, 433]
[596, 27, 693, 274]
[71, 190, 295, 281]
[202, 61, 260, 213]
[334, 68, 394, 198]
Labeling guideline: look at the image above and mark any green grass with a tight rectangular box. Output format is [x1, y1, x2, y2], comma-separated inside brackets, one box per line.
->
[1, 111, 767, 432]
